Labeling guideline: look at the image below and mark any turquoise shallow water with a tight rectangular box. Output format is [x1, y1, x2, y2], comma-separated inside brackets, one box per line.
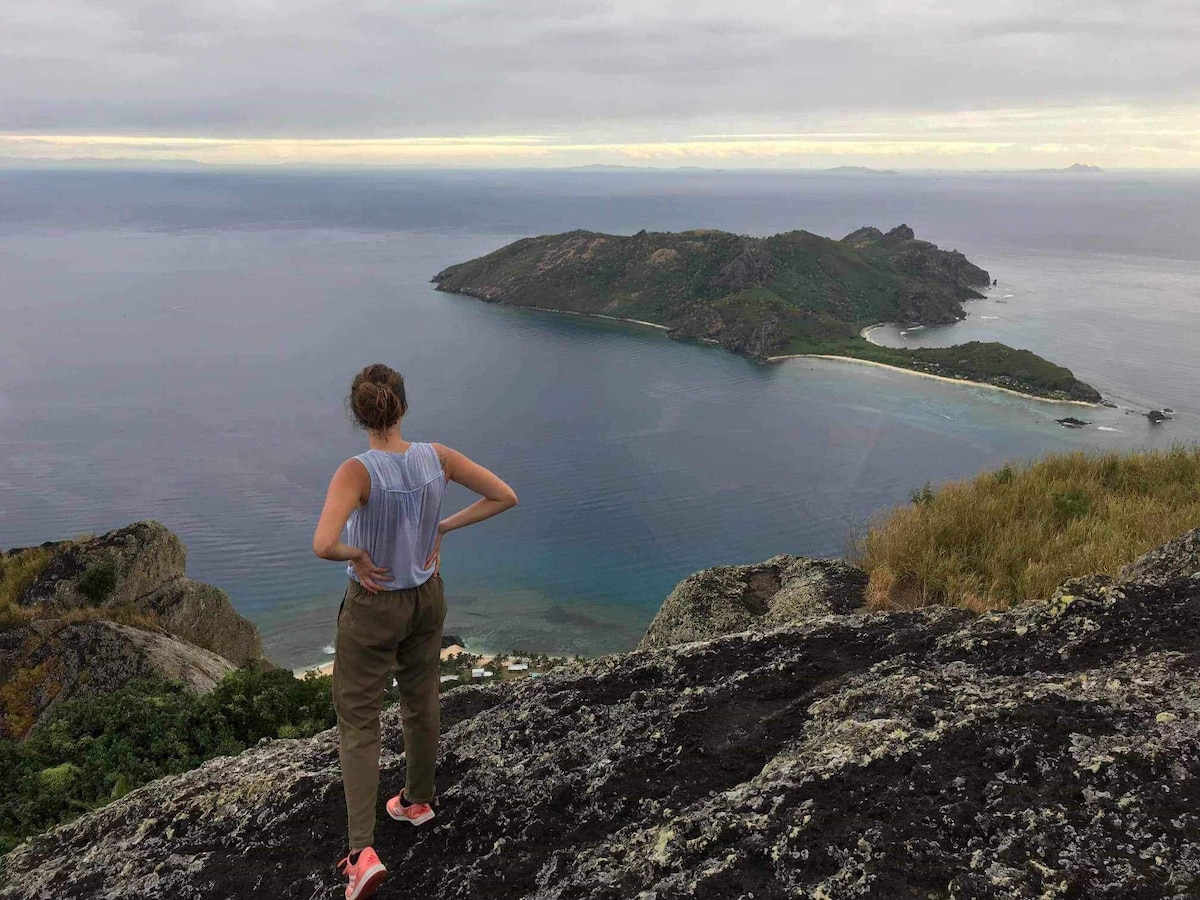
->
[1, 170, 1197, 667]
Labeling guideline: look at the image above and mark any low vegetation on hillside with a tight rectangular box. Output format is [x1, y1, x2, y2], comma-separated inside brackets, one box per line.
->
[0, 667, 345, 854]
[0, 547, 57, 628]
[858, 446, 1200, 612]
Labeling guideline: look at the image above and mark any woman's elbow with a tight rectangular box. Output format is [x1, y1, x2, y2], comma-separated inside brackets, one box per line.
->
[312, 537, 335, 559]
[504, 489, 519, 509]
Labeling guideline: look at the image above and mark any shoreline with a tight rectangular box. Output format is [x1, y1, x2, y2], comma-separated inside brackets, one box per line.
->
[766, 353, 1099, 407]
[462, 296, 1098, 409]
[296, 644, 470, 678]
[522, 304, 671, 332]
[859, 323, 891, 345]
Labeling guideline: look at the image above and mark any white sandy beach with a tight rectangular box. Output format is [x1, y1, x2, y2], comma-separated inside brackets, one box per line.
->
[298, 643, 470, 678]
[504, 305, 1095, 408]
[859, 323, 891, 344]
[766, 353, 1099, 407]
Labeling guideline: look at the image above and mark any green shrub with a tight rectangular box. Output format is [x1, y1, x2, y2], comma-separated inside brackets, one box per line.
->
[0, 667, 343, 854]
[1051, 489, 1092, 524]
[909, 482, 936, 505]
[77, 561, 118, 605]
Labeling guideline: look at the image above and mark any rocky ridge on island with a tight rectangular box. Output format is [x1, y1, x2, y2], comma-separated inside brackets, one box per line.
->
[433, 225, 1101, 403]
[5, 527, 1200, 898]
[0, 521, 266, 738]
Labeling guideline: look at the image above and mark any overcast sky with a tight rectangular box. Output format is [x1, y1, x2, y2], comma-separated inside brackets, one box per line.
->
[1, 0, 1197, 167]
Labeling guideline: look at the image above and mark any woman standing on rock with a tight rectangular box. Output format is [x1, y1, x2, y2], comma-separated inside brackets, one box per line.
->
[312, 363, 518, 900]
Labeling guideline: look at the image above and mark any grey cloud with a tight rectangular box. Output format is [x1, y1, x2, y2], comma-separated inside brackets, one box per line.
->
[0, 0, 1196, 138]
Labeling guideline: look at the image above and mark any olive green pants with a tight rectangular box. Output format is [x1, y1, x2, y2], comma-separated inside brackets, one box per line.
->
[333, 574, 446, 851]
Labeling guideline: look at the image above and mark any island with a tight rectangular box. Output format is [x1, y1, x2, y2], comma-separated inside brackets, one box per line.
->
[824, 165, 898, 175]
[432, 224, 1101, 403]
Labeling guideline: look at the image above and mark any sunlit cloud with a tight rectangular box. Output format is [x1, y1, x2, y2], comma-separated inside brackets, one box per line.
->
[2, 104, 1197, 168]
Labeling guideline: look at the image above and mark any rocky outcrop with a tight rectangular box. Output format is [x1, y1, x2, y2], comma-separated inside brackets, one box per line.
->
[22, 521, 186, 609]
[709, 242, 775, 291]
[667, 303, 791, 358]
[896, 282, 966, 327]
[0, 619, 235, 738]
[843, 223, 991, 327]
[9, 534, 1200, 898]
[19, 521, 262, 665]
[639, 555, 868, 650]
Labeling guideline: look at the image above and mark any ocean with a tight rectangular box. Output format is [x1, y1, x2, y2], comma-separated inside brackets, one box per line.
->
[1, 167, 1197, 667]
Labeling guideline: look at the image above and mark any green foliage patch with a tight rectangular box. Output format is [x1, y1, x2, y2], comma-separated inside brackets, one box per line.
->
[77, 561, 118, 605]
[0, 667, 340, 854]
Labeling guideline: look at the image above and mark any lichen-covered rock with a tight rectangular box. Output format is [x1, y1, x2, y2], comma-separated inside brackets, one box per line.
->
[1120, 528, 1200, 586]
[638, 554, 867, 650]
[21, 521, 186, 610]
[5, 533, 1200, 899]
[19, 520, 262, 666]
[0, 620, 235, 738]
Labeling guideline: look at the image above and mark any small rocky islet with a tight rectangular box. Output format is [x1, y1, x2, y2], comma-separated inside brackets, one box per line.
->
[433, 224, 1102, 403]
[4, 522, 1200, 897]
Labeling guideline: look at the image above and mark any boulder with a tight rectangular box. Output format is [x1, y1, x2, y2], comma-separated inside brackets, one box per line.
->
[0, 619, 235, 739]
[21, 521, 185, 610]
[140, 579, 263, 666]
[19, 521, 263, 666]
[638, 554, 867, 650]
[7, 531, 1200, 897]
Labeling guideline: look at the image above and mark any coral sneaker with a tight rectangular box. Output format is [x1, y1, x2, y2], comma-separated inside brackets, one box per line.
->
[337, 846, 387, 900]
[386, 791, 435, 826]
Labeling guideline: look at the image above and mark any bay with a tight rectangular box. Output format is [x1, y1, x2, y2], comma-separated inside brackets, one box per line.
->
[1, 168, 1196, 666]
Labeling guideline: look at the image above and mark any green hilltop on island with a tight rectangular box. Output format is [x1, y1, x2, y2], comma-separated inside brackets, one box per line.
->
[433, 224, 1101, 403]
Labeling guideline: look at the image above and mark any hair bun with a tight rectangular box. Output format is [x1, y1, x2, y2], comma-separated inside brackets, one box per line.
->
[347, 364, 407, 432]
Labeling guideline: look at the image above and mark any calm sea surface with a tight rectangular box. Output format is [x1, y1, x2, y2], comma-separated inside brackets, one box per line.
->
[1, 169, 1197, 666]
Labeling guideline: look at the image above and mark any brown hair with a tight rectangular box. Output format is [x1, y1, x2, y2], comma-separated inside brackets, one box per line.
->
[348, 363, 407, 432]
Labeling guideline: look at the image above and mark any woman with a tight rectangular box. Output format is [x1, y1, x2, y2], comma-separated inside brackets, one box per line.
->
[312, 363, 518, 900]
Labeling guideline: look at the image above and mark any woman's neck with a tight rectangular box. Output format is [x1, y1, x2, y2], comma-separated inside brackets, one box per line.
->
[367, 426, 409, 453]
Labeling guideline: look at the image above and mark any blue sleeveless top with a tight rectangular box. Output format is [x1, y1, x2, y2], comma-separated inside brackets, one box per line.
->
[344, 444, 446, 590]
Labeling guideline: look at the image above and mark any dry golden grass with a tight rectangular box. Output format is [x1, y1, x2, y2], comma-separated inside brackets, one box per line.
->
[856, 446, 1200, 613]
[0, 546, 57, 628]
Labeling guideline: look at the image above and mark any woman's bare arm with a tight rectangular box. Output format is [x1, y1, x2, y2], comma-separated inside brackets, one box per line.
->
[312, 459, 391, 592]
[425, 444, 518, 571]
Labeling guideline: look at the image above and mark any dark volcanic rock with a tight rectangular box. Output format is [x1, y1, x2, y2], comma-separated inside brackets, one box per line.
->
[8, 535, 1200, 898]
[0, 619, 235, 738]
[1148, 409, 1169, 424]
[639, 555, 868, 650]
[1056, 416, 1091, 428]
[20, 520, 263, 665]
